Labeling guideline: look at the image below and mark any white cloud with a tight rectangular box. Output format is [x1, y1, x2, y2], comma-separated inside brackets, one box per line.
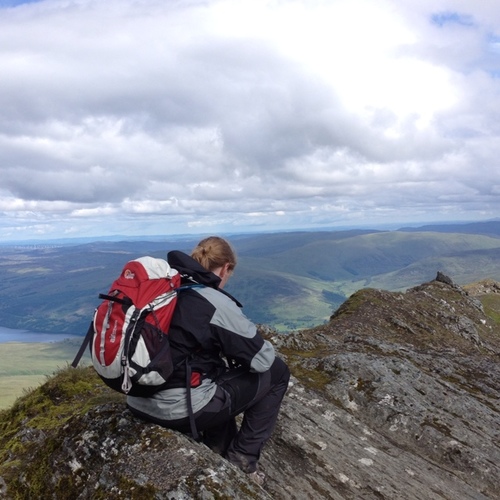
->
[0, 0, 499, 240]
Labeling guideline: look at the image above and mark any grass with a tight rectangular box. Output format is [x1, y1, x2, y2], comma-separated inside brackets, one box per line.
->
[0, 365, 124, 498]
[0, 339, 89, 410]
[480, 294, 500, 324]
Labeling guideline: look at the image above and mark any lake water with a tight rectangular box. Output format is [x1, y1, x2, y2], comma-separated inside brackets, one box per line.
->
[0, 326, 81, 344]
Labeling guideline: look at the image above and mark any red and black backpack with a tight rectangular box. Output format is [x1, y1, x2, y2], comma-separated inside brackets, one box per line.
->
[72, 256, 183, 396]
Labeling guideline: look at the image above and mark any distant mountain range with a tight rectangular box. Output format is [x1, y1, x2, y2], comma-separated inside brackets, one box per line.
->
[1, 220, 500, 334]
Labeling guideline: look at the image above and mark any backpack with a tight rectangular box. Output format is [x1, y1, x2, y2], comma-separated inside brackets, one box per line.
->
[72, 256, 185, 397]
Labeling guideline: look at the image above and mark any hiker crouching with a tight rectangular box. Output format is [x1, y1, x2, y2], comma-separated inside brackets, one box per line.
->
[127, 236, 290, 482]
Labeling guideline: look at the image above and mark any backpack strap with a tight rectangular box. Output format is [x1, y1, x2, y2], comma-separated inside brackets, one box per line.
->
[185, 356, 200, 441]
[178, 283, 205, 441]
[98, 293, 133, 305]
[71, 321, 94, 368]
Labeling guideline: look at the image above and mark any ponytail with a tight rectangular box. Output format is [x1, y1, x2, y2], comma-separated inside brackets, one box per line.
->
[191, 236, 237, 272]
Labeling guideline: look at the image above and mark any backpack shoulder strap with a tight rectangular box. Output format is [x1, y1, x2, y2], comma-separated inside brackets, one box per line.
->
[71, 321, 94, 368]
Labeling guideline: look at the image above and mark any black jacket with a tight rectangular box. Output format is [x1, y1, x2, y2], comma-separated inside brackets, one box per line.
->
[166, 251, 275, 387]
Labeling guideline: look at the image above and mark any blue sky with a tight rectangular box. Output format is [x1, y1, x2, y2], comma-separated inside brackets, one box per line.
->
[0, 0, 39, 6]
[1, 0, 500, 241]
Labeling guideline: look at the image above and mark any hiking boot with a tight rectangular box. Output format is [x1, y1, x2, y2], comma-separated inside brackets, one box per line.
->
[247, 470, 266, 486]
[225, 450, 257, 473]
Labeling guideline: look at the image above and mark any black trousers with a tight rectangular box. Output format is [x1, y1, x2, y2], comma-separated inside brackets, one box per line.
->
[145, 357, 290, 473]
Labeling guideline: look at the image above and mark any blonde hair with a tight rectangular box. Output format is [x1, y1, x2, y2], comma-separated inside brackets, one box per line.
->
[191, 236, 237, 272]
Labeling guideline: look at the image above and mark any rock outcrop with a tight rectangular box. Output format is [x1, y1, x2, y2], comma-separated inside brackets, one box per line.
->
[1, 277, 499, 499]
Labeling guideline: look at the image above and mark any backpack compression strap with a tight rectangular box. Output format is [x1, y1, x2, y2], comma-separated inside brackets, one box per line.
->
[71, 321, 94, 368]
[71, 293, 132, 369]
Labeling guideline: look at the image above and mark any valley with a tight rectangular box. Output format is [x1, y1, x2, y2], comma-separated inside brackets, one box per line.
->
[1, 221, 500, 334]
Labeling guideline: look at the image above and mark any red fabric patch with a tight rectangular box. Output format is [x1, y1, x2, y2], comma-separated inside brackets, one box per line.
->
[190, 372, 202, 388]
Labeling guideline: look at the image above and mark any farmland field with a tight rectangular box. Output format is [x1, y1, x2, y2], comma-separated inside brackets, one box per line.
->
[0, 339, 89, 410]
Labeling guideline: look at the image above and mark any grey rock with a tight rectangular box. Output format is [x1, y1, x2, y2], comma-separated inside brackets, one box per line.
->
[1, 278, 499, 499]
[435, 271, 454, 285]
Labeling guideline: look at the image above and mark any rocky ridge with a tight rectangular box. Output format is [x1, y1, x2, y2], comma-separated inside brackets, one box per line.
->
[0, 275, 499, 499]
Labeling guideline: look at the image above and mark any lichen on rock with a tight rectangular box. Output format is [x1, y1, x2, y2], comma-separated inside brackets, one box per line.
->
[1, 278, 499, 499]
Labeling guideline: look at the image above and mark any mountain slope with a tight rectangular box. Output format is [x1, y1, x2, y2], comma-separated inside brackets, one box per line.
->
[1, 275, 498, 498]
[227, 230, 500, 328]
[399, 219, 500, 238]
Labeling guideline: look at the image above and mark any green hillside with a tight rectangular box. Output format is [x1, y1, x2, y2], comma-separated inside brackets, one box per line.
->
[1, 226, 500, 333]
[227, 230, 500, 328]
[235, 231, 500, 281]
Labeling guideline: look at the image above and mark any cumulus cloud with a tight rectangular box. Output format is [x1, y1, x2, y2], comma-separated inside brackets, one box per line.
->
[0, 0, 499, 240]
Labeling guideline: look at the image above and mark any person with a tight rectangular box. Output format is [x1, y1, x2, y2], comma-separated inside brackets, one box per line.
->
[127, 236, 290, 482]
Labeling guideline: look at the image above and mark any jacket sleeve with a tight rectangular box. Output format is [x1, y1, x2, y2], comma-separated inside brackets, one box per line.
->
[203, 288, 275, 373]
